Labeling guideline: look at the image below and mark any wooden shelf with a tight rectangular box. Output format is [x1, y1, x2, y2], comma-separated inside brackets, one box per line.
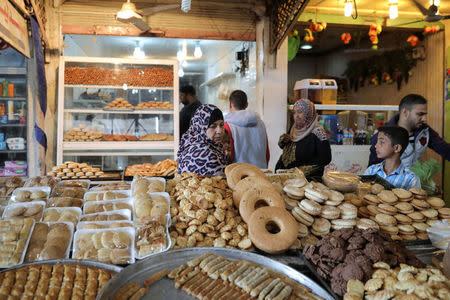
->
[65, 109, 174, 115]
[65, 84, 173, 90]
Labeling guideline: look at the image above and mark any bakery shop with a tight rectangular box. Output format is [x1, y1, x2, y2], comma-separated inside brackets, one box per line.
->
[0, 0, 449, 299]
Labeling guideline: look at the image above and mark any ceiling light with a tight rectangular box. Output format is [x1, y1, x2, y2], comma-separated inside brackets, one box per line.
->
[194, 41, 202, 58]
[117, 0, 139, 20]
[178, 68, 184, 77]
[181, 0, 191, 13]
[176, 50, 186, 62]
[300, 44, 313, 50]
[344, 0, 353, 17]
[182, 60, 188, 67]
[431, 0, 439, 6]
[182, 40, 188, 57]
[389, 0, 398, 19]
[133, 41, 145, 59]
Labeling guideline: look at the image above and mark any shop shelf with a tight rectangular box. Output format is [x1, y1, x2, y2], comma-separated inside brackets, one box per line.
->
[288, 104, 398, 111]
[62, 141, 176, 151]
[0, 67, 26, 75]
[64, 84, 173, 90]
[64, 108, 174, 115]
[0, 150, 27, 153]
[0, 124, 26, 127]
[0, 97, 26, 101]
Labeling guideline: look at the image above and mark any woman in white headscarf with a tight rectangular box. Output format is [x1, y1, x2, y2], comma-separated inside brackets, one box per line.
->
[275, 98, 331, 177]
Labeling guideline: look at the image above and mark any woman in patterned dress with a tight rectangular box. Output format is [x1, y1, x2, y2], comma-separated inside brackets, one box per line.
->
[177, 104, 227, 176]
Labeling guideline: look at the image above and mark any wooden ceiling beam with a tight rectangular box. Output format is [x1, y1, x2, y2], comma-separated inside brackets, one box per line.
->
[53, 0, 67, 8]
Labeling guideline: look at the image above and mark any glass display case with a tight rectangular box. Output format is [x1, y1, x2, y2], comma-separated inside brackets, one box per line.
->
[0, 66, 29, 177]
[57, 57, 179, 170]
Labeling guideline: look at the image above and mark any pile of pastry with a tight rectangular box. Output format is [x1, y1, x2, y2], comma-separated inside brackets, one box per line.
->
[132, 176, 170, 258]
[349, 184, 446, 241]
[168, 252, 323, 300]
[167, 173, 253, 250]
[344, 262, 450, 300]
[63, 124, 103, 142]
[0, 218, 34, 267]
[0, 263, 114, 299]
[0, 176, 25, 201]
[125, 158, 177, 177]
[135, 100, 173, 109]
[104, 98, 134, 110]
[48, 161, 105, 179]
[139, 133, 174, 141]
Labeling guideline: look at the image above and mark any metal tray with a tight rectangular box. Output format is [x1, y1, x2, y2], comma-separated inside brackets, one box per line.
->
[98, 247, 333, 300]
[0, 259, 122, 274]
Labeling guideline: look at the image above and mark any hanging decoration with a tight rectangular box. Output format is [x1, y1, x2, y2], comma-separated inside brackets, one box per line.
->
[341, 33, 352, 44]
[407, 35, 419, 47]
[368, 24, 382, 50]
[288, 30, 300, 61]
[0, 40, 9, 55]
[304, 28, 314, 42]
[309, 21, 327, 33]
[424, 25, 441, 34]
[343, 48, 419, 92]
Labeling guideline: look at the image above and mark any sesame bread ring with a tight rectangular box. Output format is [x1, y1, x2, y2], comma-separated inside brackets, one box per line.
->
[232, 176, 272, 207]
[227, 164, 266, 190]
[248, 206, 298, 254]
[225, 163, 261, 179]
[239, 188, 285, 223]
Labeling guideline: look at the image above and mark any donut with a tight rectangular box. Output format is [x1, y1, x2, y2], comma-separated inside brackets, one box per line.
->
[226, 164, 266, 189]
[248, 206, 298, 254]
[232, 176, 273, 208]
[239, 189, 285, 223]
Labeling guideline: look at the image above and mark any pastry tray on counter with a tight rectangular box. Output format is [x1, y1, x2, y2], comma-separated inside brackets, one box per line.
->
[98, 247, 334, 300]
[0, 259, 123, 273]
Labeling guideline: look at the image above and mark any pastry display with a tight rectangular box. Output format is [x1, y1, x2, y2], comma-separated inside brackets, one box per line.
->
[89, 181, 131, 191]
[135, 217, 168, 258]
[64, 66, 173, 87]
[24, 222, 73, 262]
[139, 133, 174, 141]
[10, 187, 50, 204]
[125, 159, 177, 177]
[80, 211, 130, 222]
[133, 193, 169, 220]
[168, 173, 253, 250]
[73, 228, 135, 264]
[0, 263, 114, 298]
[303, 228, 425, 296]
[0, 176, 25, 197]
[104, 98, 134, 110]
[78, 220, 133, 230]
[166, 252, 324, 300]
[132, 176, 165, 195]
[344, 263, 450, 299]
[85, 190, 130, 202]
[63, 124, 103, 142]
[57, 179, 90, 189]
[24, 175, 60, 190]
[42, 207, 81, 226]
[3, 202, 45, 221]
[51, 186, 86, 199]
[49, 161, 105, 179]
[348, 185, 446, 242]
[135, 100, 173, 109]
[83, 200, 133, 214]
[47, 196, 84, 208]
[0, 218, 34, 267]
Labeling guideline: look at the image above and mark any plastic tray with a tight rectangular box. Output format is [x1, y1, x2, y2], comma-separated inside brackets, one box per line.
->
[83, 198, 133, 215]
[55, 179, 90, 189]
[0, 218, 35, 268]
[3, 201, 46, 221]
[24, 176, 61, 189]
[72, 227, 136, 264]
[42, 207, 82, 226]
[9, 186, 51, 204]
[89, 181, 131, 191]
[77, 220, 133, 230]
[84, 189, 132, 202]
[47, 196, 84, 208]
[51, 186, 87, 199]
[133, 192, 170, 224]
[80, 209, 132, 222]
[132, 176, 166, 195]
[135, 215, 171, 260]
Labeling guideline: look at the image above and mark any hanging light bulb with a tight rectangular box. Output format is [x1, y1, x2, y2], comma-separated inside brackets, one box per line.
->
[133, 41, 145, 59]
[194, 41, 202, 58]
[389, 0, 398, 19]
[182, 60, 188, 67]
[178, 67, 184, 77]
[181, 0, 191, 12]
[344, 0, 353, 17]
[431, 0, 440, 14]
[182, 40, 188, 58]
[177, 49, 186, 62]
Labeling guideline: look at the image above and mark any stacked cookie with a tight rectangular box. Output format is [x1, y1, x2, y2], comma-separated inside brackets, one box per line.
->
[104, 98, 134, 110]
[63, 124, 102, 142]
[48, 161, 104, 179]
[349, 185, 446, 242]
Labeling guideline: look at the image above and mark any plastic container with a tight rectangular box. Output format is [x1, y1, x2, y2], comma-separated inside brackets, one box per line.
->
[47, 196, 84, 208]
[133, 192, 170, 223]
[10, 186, 50, 204]
[56, 179, 90, 189]
[3, 201, 46, 221]
[24, 176, 61, 190]
[25, 221, 74, 262]
[7, 143, 25, 150]
[135, 216, 171, 259]
[0, 218, 35, 267]
[51, 186, 87, 199]
[80, 209, 132, 222]
[83, 198, 133, 215]
[42, 207, 82, 226]
[6, 138, 25, 144]
[77, 220, 133, 230]
[89, 181, 131, 191]
[132, 176, 165, 195]
[84, 190, 132, 202]
[72, 227, 135, 264]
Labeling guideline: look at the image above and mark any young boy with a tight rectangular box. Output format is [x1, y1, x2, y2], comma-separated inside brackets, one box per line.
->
[364, 126, 421, 190]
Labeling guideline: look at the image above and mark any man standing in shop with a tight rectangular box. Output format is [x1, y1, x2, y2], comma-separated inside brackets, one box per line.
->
[224, 90, 270, 168]
[369, 94, 450, 168]
[179, 85, 201, 139]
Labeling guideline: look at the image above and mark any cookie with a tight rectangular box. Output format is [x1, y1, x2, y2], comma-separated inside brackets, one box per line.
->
[113, 231, 131, 248]
[377, 204, 397, 215]
[292, 207, 314, 226]
[356, 218, 379, 230]
[408, 212, 425, 222]
[378, 190, 398, 204]
[426, 197, 445, 209]
[370, 183, 384, 194]
[379, 225, 399, 235]
[394, 214, 412, 225]
[421, 209, 438, 219]
[397, 224, 415, 235]
[411, 199, 430, 210]
[320, 205, 340, 220]
[392, 188, 412, 200]
[375, 213, 397, 226]
[411, 222, 429, 233]
[394, 202, 414, 214]
[338, 203, 357, 219]
[363, 194, 380, 205]
[299, 199, 322, 216]
[367, 205, 379, 216]
[364, 278, 383, 292]
[311, 218, 331, 236]
[101, 231, 116, 249]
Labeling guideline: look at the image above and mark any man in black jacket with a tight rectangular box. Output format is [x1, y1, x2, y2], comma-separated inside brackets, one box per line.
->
[179, 85, 201, 139]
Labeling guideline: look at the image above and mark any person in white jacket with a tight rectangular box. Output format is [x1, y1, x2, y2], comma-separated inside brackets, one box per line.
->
[224, 90, 269, 169]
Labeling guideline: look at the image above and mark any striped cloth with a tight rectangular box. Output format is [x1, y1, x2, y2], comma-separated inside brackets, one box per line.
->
[364, 161, 421, 190]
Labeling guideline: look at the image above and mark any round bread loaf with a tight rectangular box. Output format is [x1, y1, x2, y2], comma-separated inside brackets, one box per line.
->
[232, 176, 272, 208]
[226, 164, 266, 190]
[239, 188, 285, 223]
[322, 171, 359, 192]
